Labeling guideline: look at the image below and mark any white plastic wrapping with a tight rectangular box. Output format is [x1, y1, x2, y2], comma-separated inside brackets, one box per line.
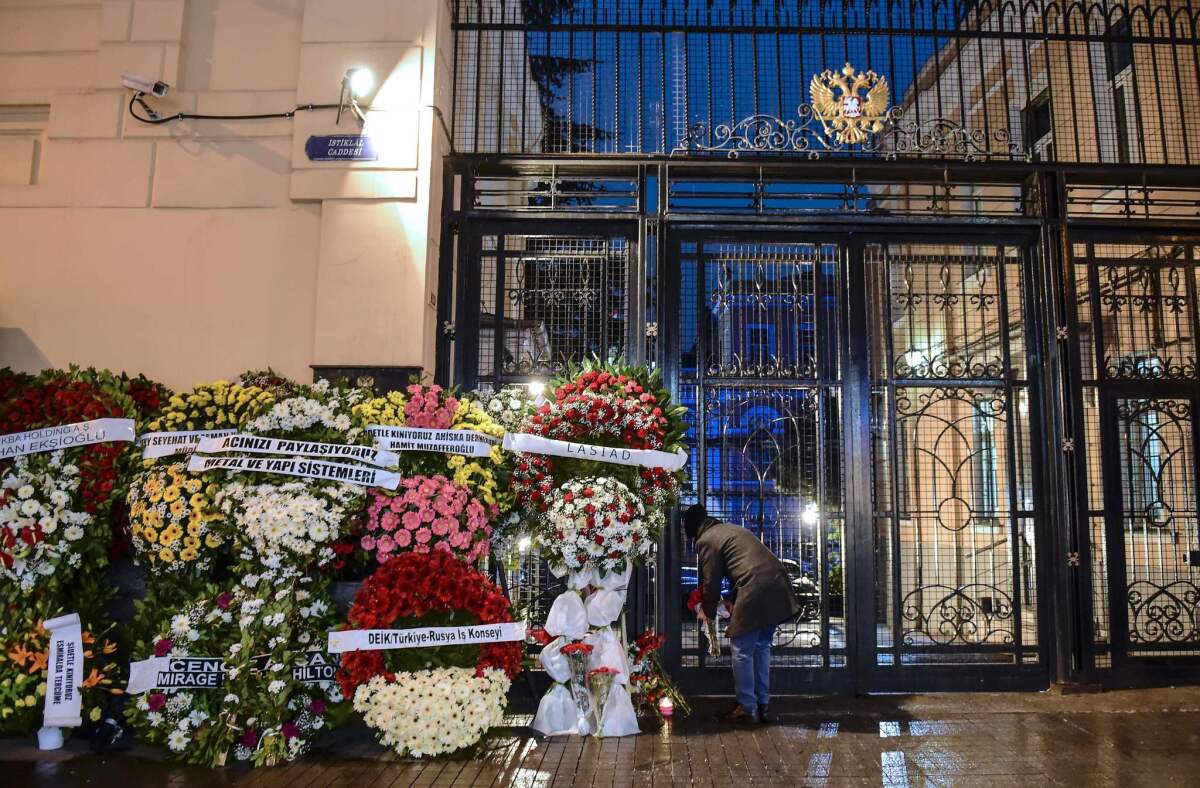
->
[544, 590, 589, 640]
[598, 683, 641, 737]
[538, 637, 572, 683]
[585, 589, 625, 627]
[596, 565, 632, 591]
[567, 567, 598, 590]
[531, 683, 579, 736]
[584, 628, 630, 684]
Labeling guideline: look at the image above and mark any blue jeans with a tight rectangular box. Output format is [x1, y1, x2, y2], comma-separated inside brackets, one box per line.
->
[729, 625, 776, 714]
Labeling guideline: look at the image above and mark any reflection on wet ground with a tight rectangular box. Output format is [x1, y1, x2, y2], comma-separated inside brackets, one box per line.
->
[3, 688, 1200, 787]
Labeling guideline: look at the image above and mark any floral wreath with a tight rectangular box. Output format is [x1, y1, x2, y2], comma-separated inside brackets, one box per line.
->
[336, 550, 522, 757]
[337, 549, 521, 691]
[511, 360, 687, 533]
[535, 476, 652, 578]
[124, 573, 340, 768]
[359, 475, 495, 565]
[124, 380, 276, 575]
[198, 379, 372, 577]
[0, 600, 121, 736]
[0, 368, 144, 521]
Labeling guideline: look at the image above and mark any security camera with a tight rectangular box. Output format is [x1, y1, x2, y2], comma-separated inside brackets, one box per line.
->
[121, 73, 169, 97]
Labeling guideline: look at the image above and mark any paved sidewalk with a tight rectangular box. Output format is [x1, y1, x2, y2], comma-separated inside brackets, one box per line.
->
[3, 688, 1200, 787]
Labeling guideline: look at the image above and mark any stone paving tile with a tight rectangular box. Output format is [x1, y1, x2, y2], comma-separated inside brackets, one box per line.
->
[4, 689, 1200, 786]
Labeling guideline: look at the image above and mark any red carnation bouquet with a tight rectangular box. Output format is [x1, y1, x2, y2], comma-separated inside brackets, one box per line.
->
[627, 629, 689, 721]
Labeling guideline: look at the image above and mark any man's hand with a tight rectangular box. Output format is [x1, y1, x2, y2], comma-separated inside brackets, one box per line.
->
[696, 608, 710, 624]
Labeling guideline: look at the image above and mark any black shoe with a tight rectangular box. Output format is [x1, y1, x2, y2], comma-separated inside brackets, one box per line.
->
[758, 704, 771, 724]
[717, 704, 759, 725]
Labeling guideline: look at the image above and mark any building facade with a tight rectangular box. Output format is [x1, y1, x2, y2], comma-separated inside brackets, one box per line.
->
[2, 0, 1199, 693]
[0, 0, 454, 389]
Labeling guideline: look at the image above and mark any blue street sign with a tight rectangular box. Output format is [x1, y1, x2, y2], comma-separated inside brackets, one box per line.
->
[305, 134, 378, 162]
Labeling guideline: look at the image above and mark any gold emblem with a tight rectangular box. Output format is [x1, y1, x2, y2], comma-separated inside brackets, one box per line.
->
[809, 63, 890, 145]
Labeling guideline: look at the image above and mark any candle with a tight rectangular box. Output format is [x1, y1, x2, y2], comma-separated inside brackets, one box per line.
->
[658, 697, 674, 717]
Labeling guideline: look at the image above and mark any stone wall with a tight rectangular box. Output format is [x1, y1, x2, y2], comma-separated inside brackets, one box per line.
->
[0, 0, 450, 389]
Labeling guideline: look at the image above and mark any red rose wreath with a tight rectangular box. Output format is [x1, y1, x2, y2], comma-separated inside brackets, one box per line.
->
[336, 549, 523, 696]
[511, 360, 687, 516]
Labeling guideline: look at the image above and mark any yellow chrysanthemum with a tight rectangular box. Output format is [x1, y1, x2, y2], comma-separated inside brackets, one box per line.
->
[158, 548, 175, 563]
[352, 391, 407, 426]
[204, 533, 222, 548]
[186, 520, 202, 537]
[169, 499, 186, 517]
[141, 527, 158, 544]
[162, 485, 181, 503]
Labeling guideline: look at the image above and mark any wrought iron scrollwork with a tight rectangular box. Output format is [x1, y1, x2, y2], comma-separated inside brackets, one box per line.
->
[891, 257, 1006, 379]
[705, 249, 821, 379]
[677, 105, 1027, 161]
[901, 583, 1016, 646]
[1100, 265, 1198, 380]
[1127, 581, 1200, 644]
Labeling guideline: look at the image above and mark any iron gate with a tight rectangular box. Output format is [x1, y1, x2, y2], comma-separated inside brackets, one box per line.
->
[664, 230, 1048, 692]
[1068, 238, 1200, 683]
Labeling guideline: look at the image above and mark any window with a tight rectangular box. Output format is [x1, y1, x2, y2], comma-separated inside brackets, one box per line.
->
[1113, 85, 1131, 164]
[971, 411, 1002, 527]
[1023, 92, 1053, 161]
[746, 323, 776, 358]
[0, 105, 48, 186]
[1106, 18, 1134, 80]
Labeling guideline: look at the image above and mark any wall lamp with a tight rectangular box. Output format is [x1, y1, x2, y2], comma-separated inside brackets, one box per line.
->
[337, 67, 374, 126]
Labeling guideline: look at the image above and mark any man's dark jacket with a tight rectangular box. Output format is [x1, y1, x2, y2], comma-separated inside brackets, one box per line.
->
[696, 519, 802, 638]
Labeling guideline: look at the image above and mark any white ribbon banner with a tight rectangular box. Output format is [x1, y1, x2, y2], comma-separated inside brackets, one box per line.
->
[138, 429, 236, 459]
[127, 651, 337, 694]
[328, 621, 527, 654]
[502, 432, 688, 471]
[42, 613, 83, 728]
[187, 454, 400, 490]
[195, 434, 399, 468]
[126, 656, 225, 694]
[366, 426, 499, 458]
[1, 418, 136, 460]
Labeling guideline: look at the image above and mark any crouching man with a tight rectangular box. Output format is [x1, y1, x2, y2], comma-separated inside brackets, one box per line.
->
[684, 503, 801, 725]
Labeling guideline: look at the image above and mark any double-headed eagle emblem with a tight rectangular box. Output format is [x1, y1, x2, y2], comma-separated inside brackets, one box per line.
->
[809, 63, 891, 145]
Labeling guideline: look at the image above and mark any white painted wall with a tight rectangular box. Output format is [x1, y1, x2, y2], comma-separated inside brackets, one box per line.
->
[0, 0, 451, 389]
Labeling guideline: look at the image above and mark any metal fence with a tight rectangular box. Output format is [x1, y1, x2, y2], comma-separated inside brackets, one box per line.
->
[453, 0, 1200, 164]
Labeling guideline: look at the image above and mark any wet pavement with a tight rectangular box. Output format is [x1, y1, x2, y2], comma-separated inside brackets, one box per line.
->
[3, 687, 1200, 787]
